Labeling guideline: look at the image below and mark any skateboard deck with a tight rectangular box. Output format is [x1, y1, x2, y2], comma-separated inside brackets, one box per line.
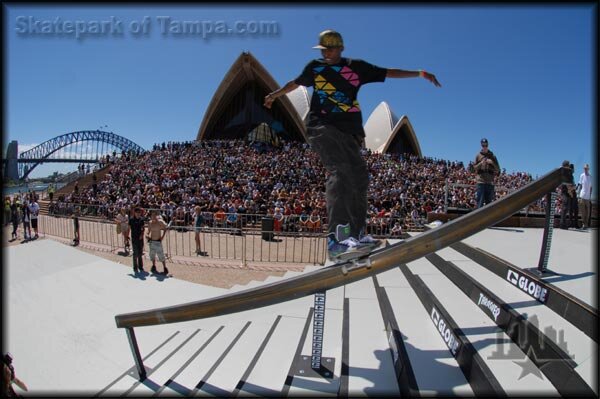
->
[331, 245, 371, 262]
[332, 240, 388, 275]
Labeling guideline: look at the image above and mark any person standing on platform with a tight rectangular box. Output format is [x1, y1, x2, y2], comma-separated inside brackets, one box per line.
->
[568, 184, 579, 229]
[193, 205, 208, 256]
[129, 207, 146, 274]
[72, 206, 81, 245]
[559, 183, 570, 229]
[4, 196, 11, 227]
[21, 201, 31, 240]
[577, 163, 593, 229]
[115, 207, 131, 253]
[28, 196, 40, 239]
[47, 183, 55, 202]
[10, 198, 20, 241]
[146, 210, 169, 275]
[264, 29, 441, 259]
[473, 138, 500, 208]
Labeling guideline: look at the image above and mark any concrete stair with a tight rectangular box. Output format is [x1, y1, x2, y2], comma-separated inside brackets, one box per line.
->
[94, 236, 596, 396]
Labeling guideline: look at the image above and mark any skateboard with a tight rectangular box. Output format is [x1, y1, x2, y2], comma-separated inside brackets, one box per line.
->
[332, 241, 384, 275]
[338, 250, 373, 275]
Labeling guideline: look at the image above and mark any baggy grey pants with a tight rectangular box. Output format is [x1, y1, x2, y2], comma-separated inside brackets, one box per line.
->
[306, 124, 369, 238]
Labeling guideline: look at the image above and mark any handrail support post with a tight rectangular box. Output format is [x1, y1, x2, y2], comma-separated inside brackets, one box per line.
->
[125, 327, 146, 380]
[531, 191, 558, 277]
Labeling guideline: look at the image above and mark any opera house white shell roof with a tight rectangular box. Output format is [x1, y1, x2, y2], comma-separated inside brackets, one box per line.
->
[285, 85, 310, 122]
[364, 101, 422, 156]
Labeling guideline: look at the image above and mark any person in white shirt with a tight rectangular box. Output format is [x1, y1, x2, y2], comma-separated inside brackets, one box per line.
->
[577, 163, 593, 229]
[28, 198, 40, 239]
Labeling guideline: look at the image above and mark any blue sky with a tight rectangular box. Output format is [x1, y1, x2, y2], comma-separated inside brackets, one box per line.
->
[4, 4, 597, 185]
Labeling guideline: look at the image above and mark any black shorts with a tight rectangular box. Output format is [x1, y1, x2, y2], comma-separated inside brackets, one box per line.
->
[31, 218, 38, 229]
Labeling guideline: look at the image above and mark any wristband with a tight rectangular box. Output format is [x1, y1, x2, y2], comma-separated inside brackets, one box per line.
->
[419, 70, 426, 78]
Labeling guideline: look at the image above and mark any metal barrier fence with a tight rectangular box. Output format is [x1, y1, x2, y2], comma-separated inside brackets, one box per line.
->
[38, 214, 328, 266]
[444, 182, 545, 213]
[45, 202, 420, 237]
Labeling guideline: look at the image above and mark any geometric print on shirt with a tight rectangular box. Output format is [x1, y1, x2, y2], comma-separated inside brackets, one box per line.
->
[313, 65, 361, 113]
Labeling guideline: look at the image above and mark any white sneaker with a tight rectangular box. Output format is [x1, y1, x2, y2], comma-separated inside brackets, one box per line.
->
[340, 237, 361, 248]
[328, 236, 370, 261]
[358, 233, 381, 248]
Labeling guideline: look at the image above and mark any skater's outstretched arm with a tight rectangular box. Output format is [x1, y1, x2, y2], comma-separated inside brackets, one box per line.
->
[386, 68, 441, 87]
[263, 81, 300, 109]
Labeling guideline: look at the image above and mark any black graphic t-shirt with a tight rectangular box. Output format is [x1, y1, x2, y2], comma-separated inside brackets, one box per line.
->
[294, 58, 387, 138]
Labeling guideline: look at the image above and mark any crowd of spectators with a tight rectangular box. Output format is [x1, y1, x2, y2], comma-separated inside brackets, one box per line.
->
[49, 139, 544, 234]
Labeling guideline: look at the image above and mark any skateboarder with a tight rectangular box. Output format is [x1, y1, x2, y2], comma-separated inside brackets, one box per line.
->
[264, 29, 441, 260]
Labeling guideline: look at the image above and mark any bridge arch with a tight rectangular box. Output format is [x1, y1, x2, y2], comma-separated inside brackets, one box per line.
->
[17, 130, 145, 180]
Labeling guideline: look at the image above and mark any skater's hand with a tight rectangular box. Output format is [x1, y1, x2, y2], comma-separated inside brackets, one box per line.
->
[422, 71, 442, 87]
[263, 93, 275, 109]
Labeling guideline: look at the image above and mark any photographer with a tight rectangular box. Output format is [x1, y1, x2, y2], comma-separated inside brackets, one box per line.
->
[3, 353, 28, 397]
[473, 138, 500, 208]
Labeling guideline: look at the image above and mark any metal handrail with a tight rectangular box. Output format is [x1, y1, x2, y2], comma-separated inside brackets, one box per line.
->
[115, 165, 572, 329]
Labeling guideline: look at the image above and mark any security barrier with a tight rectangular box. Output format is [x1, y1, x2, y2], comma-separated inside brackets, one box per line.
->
[37, 213, 327, 266]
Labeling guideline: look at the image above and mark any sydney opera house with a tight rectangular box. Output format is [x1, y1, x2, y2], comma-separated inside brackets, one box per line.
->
[196, 51, 422, 157]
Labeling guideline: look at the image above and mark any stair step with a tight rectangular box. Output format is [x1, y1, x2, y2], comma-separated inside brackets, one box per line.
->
[156, 321, 249, 396]
[267, 270, 304, 282]
[153, 328, 223, 396]
[287, 285, 345, 396]
[344, 277, 400, 396]
[117, 328, 197, 396]
[195, 317, 281, 396]
[128, 327, 213, 396]
[412, 265, 559, 395]
[302, 265, 324, 273]
[375, 266, 411, 288]
[237, 314, 309, 396]
[434, 246, 597, 392]
[229, 270, 307, 292]
[376, 268, 473, 396]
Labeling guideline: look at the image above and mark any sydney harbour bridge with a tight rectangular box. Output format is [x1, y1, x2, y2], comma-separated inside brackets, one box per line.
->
[3, 130, 145, 181]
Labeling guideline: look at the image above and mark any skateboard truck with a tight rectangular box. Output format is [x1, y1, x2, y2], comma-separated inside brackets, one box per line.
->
[340, 255, 372, 275]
